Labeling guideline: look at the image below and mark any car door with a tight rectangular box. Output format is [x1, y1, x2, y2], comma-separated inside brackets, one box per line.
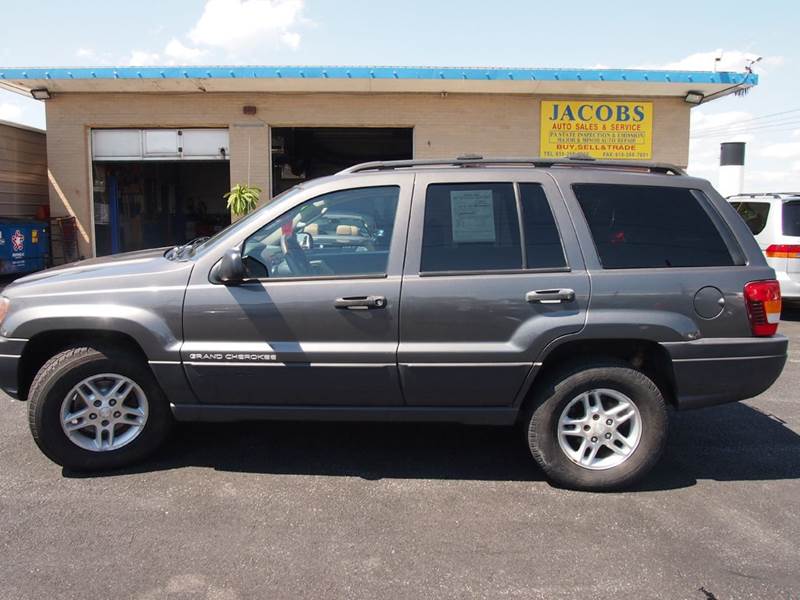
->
[181, 174, 412, 406]
[398, 170, 590, 406]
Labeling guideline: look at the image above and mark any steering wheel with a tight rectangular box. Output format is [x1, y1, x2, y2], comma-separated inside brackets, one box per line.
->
[280, 233, 312, 276]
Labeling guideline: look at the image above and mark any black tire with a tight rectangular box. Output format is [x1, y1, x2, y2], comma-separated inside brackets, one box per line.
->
[28, 345, 172, 470]
[525, 358, 668, 491]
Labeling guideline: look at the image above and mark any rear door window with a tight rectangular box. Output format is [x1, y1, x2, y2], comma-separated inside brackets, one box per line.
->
[420, 183, 522, 272]
[573, 184, 735, 269]
[782, 201, 800, 236]
[731, 201, 770, 235]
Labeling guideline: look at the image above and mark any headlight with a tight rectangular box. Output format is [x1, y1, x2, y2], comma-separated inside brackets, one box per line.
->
[0, 297, 9, 327]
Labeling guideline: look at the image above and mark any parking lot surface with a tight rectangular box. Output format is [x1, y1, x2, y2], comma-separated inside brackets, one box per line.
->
[1, 316, 799, 599]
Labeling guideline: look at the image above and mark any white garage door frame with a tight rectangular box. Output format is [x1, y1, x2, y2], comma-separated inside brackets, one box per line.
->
[91, 128, 230, 161]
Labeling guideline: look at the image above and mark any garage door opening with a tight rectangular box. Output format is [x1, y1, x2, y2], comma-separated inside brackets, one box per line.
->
[271, 127, 413, 195]
[92, 161, 231, 256]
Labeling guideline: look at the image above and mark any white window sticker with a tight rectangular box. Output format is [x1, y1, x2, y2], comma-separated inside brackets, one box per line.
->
[450, 190, 496, 243]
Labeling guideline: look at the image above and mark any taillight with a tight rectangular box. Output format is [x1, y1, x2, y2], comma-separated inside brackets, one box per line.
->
[766, 244, 800, 259]
[744, 280, 781, 337]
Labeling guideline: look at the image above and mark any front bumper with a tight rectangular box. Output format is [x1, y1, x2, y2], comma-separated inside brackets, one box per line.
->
[661, 336, 788, 410]
[0, 336, 26, 399]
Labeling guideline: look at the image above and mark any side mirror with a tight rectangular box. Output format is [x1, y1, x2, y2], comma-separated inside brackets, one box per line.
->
[216, 247, 246, 284]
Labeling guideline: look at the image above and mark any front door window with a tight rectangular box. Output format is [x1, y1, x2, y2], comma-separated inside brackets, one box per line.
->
[242, 186, 400, 278]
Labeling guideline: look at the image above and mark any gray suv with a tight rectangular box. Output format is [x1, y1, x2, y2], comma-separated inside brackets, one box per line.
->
[0, 157, 788, 491]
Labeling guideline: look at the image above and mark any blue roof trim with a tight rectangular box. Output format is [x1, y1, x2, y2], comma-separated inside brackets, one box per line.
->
[0, 65, 758, 86]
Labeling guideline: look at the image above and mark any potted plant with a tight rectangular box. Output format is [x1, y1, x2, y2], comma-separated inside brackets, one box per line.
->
[224, 184, 261, 217]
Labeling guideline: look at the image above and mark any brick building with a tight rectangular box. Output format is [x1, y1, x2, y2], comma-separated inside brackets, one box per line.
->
[0, 65, 756, 257]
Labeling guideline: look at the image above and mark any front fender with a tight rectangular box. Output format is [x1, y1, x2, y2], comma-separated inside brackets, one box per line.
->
[3, 303, 182, 361]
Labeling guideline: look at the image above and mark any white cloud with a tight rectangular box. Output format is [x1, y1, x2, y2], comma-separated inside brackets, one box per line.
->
[73, 47, 114, 65]
[280, 31, 301, 50]
[687, 110, 757, 181]
[108, 0, 306, 68]
[686, 159, 719, 179]
[0, 91, 45, 129]
[188, 0, 304, 51]
[746, 169, 799, 189]
[0, 102, 23, 122]
[635, 49, 782, 73]
[125, 40, 208, 67]
[692, 109, 752, 131]
[676, 51, 796, 191]
[690, 132, 800, 192]
[164, 39, 207, 63]
[761, 142, 800, 159]
[127, 50, 162, 66]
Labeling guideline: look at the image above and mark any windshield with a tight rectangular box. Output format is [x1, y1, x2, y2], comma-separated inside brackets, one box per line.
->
[188, 185, 305, 257]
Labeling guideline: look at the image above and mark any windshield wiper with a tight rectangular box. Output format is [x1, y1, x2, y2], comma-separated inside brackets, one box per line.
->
[166, 237, 210, 260]
[184, 236, 210, 257]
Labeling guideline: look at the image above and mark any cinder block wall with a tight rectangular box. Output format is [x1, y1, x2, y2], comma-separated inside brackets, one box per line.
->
[44, 92, 690, 257]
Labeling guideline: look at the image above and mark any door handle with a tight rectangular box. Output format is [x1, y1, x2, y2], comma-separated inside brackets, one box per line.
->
[525, 288, 576, 304]
[334, 295, 387, 310]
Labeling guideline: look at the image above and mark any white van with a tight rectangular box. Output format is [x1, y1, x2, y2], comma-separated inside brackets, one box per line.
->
[729, 193, 800, 300]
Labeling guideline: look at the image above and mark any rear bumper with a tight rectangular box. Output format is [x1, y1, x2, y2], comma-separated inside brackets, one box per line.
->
[661, 336, 788, 410]
[0, 336, 26, 399]
[775, 270, 800, 298]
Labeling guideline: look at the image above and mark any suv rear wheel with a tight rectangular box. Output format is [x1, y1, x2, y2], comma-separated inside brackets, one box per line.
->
[526, 359, 668, 491]
[28, 345, 172, 470]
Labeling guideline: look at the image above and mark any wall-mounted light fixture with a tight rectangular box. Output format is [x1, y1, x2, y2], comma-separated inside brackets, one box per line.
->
[684, 91, 704, 105]
[30, 88, 52, 100]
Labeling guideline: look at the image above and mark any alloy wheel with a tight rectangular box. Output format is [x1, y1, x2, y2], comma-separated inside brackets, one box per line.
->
[60, 373, 149, 452]
[557, 388, 642, 470]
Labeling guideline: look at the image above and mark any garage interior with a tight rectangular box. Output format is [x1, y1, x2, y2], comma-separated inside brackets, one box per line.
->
[91, 128, 231, 255]
[271, 127, 413, 195]
[92, 161, 230, 256]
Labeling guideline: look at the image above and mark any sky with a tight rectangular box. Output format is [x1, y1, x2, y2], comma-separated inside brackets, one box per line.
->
[1, 0, 799, 191]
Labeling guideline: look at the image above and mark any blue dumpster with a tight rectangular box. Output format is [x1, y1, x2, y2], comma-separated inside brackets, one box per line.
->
[0, 219, 50, 275]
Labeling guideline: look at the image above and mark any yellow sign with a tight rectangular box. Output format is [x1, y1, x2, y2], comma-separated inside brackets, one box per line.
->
[540, 100, 653, 160]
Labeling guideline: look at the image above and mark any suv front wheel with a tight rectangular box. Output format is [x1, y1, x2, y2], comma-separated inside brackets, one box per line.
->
[526, 359, 668, 491]
[28, 345, 172, 471]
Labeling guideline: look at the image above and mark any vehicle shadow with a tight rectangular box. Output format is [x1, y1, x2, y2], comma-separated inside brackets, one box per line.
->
[63, 401, 800, 491]
[781, 303, 800, 322]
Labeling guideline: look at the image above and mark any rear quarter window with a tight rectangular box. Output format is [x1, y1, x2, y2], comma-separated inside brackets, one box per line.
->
[731, 201, 770, 235]
[573, 184, 735, 269]
[782, 201, 800, 236]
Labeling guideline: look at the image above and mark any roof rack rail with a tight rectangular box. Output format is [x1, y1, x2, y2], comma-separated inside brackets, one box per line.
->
[727, 192, 800, 199]
[337, 155, 686, 176]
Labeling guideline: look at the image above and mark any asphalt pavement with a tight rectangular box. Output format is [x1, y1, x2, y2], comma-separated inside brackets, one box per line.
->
[1, 313, 799, 599]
